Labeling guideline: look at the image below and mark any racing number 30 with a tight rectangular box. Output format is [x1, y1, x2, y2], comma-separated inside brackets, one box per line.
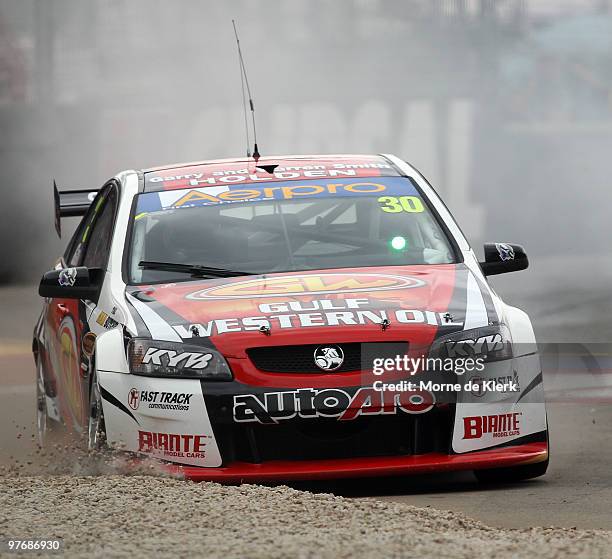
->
[378, 196, 424, 213]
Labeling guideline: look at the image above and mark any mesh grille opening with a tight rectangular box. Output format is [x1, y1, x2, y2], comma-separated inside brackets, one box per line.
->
[247, 342, 408, 373]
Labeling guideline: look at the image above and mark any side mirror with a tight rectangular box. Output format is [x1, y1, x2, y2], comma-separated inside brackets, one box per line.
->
[479, 243, 528, 276]
[38, 266, 104, 301]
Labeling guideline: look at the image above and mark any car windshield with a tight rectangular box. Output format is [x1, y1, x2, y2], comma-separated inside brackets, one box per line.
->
[128, 176, 456, 284]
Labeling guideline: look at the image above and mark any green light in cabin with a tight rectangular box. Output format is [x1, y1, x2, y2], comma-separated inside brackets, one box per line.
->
[390, 236, 407, 250]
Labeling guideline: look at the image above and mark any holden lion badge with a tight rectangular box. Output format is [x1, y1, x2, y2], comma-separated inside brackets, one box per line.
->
[314, 345, 344, 371]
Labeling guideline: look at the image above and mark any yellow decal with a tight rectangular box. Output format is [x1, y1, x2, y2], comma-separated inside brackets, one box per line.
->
[188, 273, 425, 299]
[96, 311, 109, 327]
[378, 196, 424, 213]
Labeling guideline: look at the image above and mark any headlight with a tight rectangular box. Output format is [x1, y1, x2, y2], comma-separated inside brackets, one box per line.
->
[429, 324, 513, 362]
[128, 339, 233, 380]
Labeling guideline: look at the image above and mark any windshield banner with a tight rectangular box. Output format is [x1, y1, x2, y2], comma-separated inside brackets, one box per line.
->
[136, 176, 421, 214]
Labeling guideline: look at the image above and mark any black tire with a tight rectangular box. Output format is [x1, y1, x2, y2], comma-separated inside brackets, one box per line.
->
[87, 364, 107, 451]
[35, 355, 62, 447]
[475, 458, 549, 484]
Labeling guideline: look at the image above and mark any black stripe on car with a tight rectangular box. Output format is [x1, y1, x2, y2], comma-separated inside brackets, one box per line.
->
[125, 297, 150, 337]
[517, 371, 543, 403]
[129, 290, 221, 351]
[473, 273, 499, 325]
[434, 264, 470, 338]
[100, 385, 139, 425]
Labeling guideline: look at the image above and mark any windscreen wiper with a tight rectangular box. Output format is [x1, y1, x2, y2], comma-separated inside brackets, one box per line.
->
[139, 260, 254, 278]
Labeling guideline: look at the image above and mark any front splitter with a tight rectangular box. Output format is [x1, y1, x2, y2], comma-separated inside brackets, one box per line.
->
[162, 441, 547, 483]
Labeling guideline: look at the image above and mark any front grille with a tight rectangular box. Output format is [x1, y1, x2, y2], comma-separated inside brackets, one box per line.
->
[247, 342, 409, 373]
[218, 408, 453, 463]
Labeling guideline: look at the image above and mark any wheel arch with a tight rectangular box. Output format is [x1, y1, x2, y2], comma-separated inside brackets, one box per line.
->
[94, 327, 130, 375]
[32, 337, 39, 362]
[502, 303, 538, 351]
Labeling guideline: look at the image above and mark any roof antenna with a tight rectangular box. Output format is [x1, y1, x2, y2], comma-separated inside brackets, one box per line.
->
[232, 20, 260, 161]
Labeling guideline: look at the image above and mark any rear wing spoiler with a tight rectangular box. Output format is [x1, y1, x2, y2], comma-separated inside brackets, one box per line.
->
[54, 181, 99, 237]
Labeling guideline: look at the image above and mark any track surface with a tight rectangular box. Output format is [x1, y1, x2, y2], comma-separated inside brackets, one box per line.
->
[2, 476, 611, 559]
[1, 264, 611, 535]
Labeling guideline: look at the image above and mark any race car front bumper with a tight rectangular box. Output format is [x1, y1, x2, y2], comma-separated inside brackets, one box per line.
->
[166, 441, 548, 482]
[99, 354, 548, 481]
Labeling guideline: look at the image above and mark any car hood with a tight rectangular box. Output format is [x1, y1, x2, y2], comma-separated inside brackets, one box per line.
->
[125, 264, 497, 358]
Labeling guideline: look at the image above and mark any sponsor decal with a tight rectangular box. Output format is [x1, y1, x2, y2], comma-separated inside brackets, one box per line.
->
[96, 311, 118, 330]
[495, 243, 515, 261]
[314, 345, 344, 371]
[138, 176, 417, 213]
[166, 181, 389, 207]
[147, 161, 394, 187]
[462, 412, 522, 439]
[445, 333, 503, 358]
[58, 267, 77, 287]
[138, 430, 210, 459]
[174, 304, 462, 338]
[104, 316, 119, 329]
[128, 388, 140, 410]
[233, 387, 435, 424]
[81, 331, 96, 357]
[141, 347, 212, 369]
[96, 311, 109, 327]
[186, 274, 426, 300]
[128, 389, 194, 412]
[155, 168, 371, 186]
[468, 370, 520, 397]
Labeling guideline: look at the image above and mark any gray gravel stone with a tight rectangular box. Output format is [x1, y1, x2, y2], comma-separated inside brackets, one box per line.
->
[0, 475, 610, 559]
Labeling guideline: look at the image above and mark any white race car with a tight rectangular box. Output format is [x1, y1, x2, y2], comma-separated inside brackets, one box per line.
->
[34, 153, 548, 482]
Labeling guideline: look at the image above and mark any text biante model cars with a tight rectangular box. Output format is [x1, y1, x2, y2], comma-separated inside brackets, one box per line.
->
[34, 154, 548, 482]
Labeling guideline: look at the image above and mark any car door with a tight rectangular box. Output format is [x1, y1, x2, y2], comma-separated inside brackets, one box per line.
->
[46, 183, 118, 431]
[38, 208, 89, 424]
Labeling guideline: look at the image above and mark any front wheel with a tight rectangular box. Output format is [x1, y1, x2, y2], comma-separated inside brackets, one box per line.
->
[36, 357, 59, 447]
[87, 367, 107, 451]
[474, 458, 549, 484]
